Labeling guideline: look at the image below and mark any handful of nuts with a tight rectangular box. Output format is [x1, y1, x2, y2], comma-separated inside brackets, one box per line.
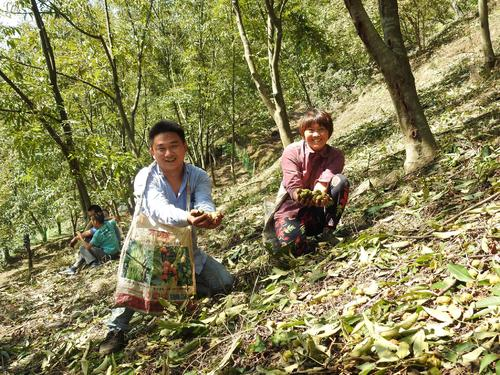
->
[191, 209, 224, 221]
[296, 188, 332, 207]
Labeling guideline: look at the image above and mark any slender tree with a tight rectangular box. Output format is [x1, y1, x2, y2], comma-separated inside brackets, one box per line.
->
[232, 0, 293, 148]
[343, 0, 438, 173]
[478, 0, 496, 70]
[51, 0, 154, 158]
[0, 0, 92, 212]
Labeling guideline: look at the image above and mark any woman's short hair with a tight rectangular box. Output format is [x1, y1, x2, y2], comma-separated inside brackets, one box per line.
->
[298, 109, 333, 137]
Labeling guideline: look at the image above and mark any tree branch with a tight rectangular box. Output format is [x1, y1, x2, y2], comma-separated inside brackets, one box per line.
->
[232, 0, 275, 114]
[0, 67, 68, 154]
[49, 2, 101, 40]
[344, 0, 395, 67]
[0, 54, 114, 100]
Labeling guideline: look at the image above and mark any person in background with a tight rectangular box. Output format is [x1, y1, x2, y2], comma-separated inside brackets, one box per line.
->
[68, 205, 103, 247]
[264, 109, 349, 258]
[60, 212, 120, 275]
[69, 205, 122, 247]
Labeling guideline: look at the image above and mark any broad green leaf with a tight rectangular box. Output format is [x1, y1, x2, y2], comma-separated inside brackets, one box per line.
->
[263, 268, 289, 281]
[366, 200, 397, 215]
[396, 342, 410, 359]
[225, 304, 246, 317]
[277, 320, 304, 330]
[423, 307, 454, 323]
[462, 347, 485, 364]
[305, 323, 340, 338]
[413, 330, 427, 357]
[376, 348, 399, 362]
[271, 330, 297, 347]
[476, 296, 500, 308]
[448, 304, 462, 320]
[81, 359, 88, 375]
[448, 263, 474, 282]
[92, 356, 110, 374]
[374, 337, 399, 352]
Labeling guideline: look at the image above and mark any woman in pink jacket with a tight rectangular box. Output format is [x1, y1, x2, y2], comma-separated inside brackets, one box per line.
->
[264, 109, 349, 258]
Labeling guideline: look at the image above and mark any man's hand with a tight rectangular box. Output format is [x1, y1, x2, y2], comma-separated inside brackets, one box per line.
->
[187, 209, 224, 229]
[69, 237, 77, 248]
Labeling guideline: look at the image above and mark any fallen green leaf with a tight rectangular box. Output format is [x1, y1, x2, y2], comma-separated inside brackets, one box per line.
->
[448, 263, 474, 282]
[476, 296, 500, 308]
[423, 307, 454, 323]
[433, 230, 462, 239]
[462, 347, 485, 364]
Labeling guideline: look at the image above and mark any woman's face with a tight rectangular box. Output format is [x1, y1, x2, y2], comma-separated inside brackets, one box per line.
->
[303, 122, 329, 152]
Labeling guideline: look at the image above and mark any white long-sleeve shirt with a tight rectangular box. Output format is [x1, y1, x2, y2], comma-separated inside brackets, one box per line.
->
[134, 162, 215, 274]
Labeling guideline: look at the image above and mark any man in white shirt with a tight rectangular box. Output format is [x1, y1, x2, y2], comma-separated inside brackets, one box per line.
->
[99, 120, 233, 355]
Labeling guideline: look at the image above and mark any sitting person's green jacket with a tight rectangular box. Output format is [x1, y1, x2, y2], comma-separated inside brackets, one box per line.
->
[90, 220, 120, 255]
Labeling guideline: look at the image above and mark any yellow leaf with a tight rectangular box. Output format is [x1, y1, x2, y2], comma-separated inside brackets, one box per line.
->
[433, 230, 462, 239]
[423, 307, 454, 323]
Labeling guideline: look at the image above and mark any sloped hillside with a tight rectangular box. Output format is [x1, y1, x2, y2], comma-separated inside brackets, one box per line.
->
[0, 8, 499, 375]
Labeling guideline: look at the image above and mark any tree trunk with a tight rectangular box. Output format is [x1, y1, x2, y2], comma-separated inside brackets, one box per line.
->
[344, 0, 438, 173]
[30, 212, 47, 243]
[31, 0, 92, 213]
[451, 1, 464, 18]
[265, 0, 292, 146]
[232, 0, 293, 147]
[111, 200, 121, 222]
[210, 147, 217, 187]
[57, 219, 62, 235]
[2, 248, 13, 264]
[70, 209, 78, 235]
[231, 38, 237, 182]
[68, 158, 91, 212]
[478, 0, 496, 70]
[294, 69, 313, 108]
[24, 234, 33, 280]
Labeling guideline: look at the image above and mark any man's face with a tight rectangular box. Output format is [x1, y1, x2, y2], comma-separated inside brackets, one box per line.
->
[150, 132, 187, 175]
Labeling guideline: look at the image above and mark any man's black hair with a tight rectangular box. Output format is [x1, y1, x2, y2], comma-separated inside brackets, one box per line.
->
[88, 204, 102, 213]
[91, 212, 105, 224]
[148, 120, 186, 144]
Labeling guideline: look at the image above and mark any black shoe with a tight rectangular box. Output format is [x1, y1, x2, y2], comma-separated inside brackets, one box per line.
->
[98, 330, 126, 355]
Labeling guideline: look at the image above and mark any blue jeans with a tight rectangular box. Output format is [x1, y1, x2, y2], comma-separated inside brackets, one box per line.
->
[107, 254, 233, 331]
[71, 245, 106, 269]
